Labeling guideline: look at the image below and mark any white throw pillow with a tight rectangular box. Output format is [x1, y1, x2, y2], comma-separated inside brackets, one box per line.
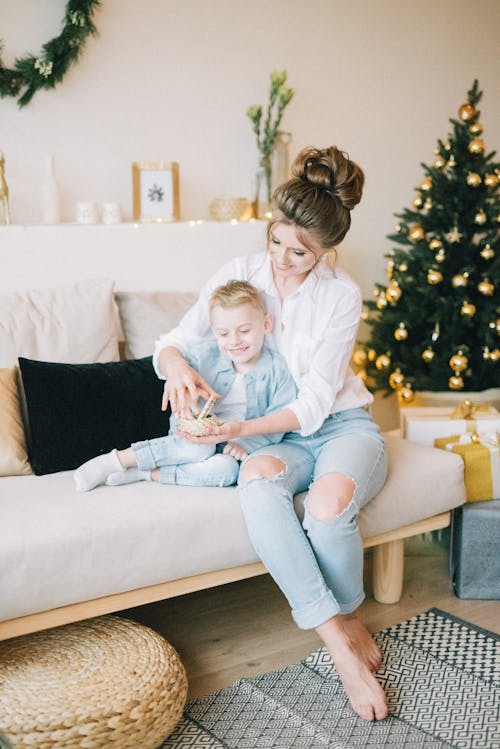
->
[0, 278, 119, 367]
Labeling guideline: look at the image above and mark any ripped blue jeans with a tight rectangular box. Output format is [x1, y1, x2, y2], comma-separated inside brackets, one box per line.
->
[238, 408, 387, 630]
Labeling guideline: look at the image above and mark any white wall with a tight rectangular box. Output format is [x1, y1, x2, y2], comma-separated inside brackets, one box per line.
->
[2, 0, 500, 299]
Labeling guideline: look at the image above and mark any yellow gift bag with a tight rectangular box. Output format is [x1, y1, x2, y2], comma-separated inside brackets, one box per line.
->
[434, 432, 500, 502]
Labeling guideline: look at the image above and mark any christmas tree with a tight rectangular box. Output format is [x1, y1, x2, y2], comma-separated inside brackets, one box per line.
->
[358, 81, 499, 404]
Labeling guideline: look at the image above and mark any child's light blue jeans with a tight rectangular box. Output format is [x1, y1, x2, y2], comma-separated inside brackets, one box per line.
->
[132, 434, 239, 487]
[238, 407, 387, 630]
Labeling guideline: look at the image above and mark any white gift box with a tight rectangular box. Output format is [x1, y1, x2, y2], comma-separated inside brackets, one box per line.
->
[400, 405, 500, 446]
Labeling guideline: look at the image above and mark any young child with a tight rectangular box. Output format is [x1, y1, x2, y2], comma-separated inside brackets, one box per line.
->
[74, 280, 296, 491]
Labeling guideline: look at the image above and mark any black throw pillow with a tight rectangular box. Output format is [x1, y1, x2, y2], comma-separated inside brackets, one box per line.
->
[18, 356, 170, 475]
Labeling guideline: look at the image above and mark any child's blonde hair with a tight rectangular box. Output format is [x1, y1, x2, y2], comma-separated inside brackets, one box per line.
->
[209, 280, 267, 316]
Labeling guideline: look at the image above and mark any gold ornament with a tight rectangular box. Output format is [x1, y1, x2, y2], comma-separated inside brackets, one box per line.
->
[474, 209, 487, 225]
[361, 310, 369, 321]
[399, 383, 415, 403]
[444, 139, 451, 150]
[375, 353, 391, 370]
[461, 301, 476, 317]
[478, 278, 494, 296]
[458, 103, 476, 121]
[470, 432, 481, 445]
[466, 172, 482, 187]
[489, 349, 500, 363]
[447, 154, 457, 168]
[434, 156, 446, 168]
[409, 224, 425, 241]
[449, 351, 468, 372]
[386, 259, 395, 278]
[469, 122, 483, 135]
[446, 227, 462, 243]
[480, 244, 494, 260]
[435, 249, 446, 263]
[484, 173, 499, 188]
[423, 198, 432, 210]
[496, 318, 500, 334]
[413, 195, 423, 209]
[429, 238, 443, 251]
[422, 347, 435, 363]
[451, 273, 468, 288]
[394, 323, 408, 341]
[469, 138, 485, 155]
[376, 293, 388, 310]
[394, 223, 402, 233]
[483, 346, 490, 360]
[352, 348, 368, 367]
[449, 374, 464, 390]
[367, 349, 376, 362]
[399, 262, 408, 272]
[386, 282, 402, 303]
[420, 178, 432, 191]
[427, 268, 443, 285]
[388, 369, 405, 389]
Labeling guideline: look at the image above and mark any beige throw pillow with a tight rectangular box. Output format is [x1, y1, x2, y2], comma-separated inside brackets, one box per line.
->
[115, 291, 198, 359]
[0, 366, 32, 476]
[0, 278, 120, 368]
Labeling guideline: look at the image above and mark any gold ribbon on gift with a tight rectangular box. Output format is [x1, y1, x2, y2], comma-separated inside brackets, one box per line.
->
[434, 431, 500, 502]
[450, 399, 495, 420]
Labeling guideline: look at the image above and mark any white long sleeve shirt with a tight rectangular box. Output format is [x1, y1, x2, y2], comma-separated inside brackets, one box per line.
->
[153, 252, 373, 436]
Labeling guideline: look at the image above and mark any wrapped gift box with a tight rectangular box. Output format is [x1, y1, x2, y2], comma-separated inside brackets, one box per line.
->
[434, 432, 500, 502]
[400, 403, 500, 446]
[451, 499, 500, 599]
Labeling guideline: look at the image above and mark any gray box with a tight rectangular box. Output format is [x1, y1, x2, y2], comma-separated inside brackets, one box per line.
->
[450, 499, 500, 599]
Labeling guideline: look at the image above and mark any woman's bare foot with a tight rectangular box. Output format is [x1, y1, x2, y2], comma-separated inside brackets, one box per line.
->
[316, 617, 388, 721]
[339, 614, 382, 672]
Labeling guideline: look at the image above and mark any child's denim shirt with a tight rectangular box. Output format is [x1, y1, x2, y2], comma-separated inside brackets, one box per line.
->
[169, 341, 297, 453]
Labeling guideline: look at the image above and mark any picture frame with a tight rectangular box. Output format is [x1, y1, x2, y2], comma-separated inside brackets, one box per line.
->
[132, 161, 180, 222]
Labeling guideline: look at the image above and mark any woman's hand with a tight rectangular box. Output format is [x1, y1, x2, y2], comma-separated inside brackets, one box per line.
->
[177, 420, 243, 445]
[162, 358, 219, 418]
[223, 441, 248, 461]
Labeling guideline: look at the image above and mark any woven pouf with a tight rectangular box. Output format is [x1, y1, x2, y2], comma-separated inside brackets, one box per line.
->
[0, 616, 188, 749]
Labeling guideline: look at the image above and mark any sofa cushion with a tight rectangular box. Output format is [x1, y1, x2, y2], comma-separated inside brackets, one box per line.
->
[0, 278, 119, 368]
[0, 367, 32, 477]
[18, 356, 169, 475]
[114, 290, 197, 359]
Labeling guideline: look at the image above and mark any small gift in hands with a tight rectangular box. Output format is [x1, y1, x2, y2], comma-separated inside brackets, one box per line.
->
[178, 395, 220, 436]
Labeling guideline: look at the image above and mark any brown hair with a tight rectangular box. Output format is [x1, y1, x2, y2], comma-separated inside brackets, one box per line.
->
[209, 280, 267, 316]
[270, 146, 365, 253]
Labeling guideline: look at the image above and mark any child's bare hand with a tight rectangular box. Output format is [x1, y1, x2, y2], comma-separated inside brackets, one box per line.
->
[162, 359, 219, 418]
[223, 442, 248, 461]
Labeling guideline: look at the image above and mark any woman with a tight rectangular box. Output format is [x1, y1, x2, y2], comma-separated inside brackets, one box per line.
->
[154, 146, 388, 721]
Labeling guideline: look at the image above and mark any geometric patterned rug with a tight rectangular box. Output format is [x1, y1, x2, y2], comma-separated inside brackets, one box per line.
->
[161, 609, 499, 749]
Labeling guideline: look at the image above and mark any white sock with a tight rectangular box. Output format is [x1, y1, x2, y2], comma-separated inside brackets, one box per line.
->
[105, 468, 151, 486]
[74, 449, 124, 492]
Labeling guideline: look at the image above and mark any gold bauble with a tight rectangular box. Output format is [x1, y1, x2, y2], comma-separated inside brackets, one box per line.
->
[496, 318, 500, 334]
[427, 268, 443, 285]
[449, 374, 464, 390]
[474, 209, 487, 225]
[429, 238, 443, 251]
[435, 249, 446, 263]
[367, 348, 376, 362]
[386, 259, 395, 278]
[461, 301, 476, 317]
[423, 198, 432, 210]
[399, 262, 408, 272]
[352, 348, 368, 366]
[489, 349, 500, 363]
[484, 173, 499, 188]
[420, 178, 432, 191]
[409, 224, 425, 241]
[451, 273, 468, 288]
[422, 347, 435, 363]
[399, 384, 415, 403]
[413, 195, 423, 209]
[469, 121, 483, 135]
[447, 155, 457, 168]
[470, 432, 481, 445]
[394, 323, 408, 341]
[376, 294, 388, 309]
[469, 138, 485, 155]
[375, 353, 391, 370]
[466, 172, 482, 187]
[480, 244, 494, 260]
[386, 283, 402, 303]
[477, 278, 494, 296]
[458, 103, 476, 121]
[483, 346, 490, 360]
[449, 352, 468, 372]
[388, 369, 405, 389]
[434, 156, 446, 168]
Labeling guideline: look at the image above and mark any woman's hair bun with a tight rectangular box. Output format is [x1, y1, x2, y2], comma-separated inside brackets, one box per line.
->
[291, 146, 364, 210]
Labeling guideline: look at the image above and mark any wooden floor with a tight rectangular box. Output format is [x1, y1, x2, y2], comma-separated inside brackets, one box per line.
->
[120, 549, 500, 700]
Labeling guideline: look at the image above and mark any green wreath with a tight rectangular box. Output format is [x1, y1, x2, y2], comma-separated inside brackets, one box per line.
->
[0, 0, 101, 108]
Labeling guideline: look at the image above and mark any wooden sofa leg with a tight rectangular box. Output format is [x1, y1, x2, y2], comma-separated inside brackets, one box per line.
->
[372, 539, 404, 604]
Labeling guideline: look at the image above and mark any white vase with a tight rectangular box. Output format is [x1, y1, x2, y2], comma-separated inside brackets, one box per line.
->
[41, 156, 61, 224]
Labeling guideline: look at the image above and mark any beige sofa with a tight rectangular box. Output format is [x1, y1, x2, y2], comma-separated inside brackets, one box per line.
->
[0, 279, 466, 641]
